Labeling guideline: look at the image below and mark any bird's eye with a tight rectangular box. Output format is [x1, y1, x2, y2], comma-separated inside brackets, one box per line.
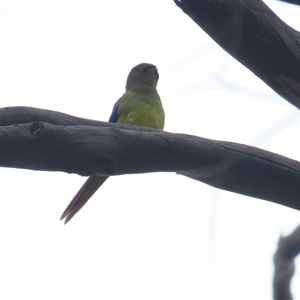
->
[141, 66, 158, 80]
[142, 66, 152, 73]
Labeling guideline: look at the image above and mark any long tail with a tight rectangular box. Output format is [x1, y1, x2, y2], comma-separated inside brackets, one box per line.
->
[60, 175, 109, 224]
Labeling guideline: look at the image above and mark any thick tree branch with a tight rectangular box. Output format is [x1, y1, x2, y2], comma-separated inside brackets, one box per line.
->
[273, 225, 300, 299]
[1, 107, 300, 211]
[174, 0, 300, 109]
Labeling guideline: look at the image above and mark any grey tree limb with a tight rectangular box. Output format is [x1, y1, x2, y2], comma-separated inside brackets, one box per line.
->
[1, 106, 300, 211]
[174, 0, 300, 109]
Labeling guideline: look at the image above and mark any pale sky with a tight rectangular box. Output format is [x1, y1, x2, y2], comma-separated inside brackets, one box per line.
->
[1, 1, 300, 299]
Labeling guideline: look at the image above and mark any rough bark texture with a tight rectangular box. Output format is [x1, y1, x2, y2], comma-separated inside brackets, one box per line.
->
[174, 0, 300, 109]
[173, 1, 300, 296]
[1, 106, 300, 212]
[273, 225, 300, 300]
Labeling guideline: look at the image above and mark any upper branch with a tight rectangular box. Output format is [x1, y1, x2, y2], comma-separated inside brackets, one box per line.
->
[174, 0, 300, 109]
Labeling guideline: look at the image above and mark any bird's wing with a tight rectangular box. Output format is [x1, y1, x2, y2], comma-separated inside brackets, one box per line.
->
[108, 103, 119, 123]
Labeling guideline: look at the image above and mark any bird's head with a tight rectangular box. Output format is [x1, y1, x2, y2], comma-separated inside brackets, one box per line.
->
[125, 63, 159, 91]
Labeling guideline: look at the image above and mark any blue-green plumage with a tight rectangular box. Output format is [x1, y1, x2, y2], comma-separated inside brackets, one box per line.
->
[108, 105, 119, 123]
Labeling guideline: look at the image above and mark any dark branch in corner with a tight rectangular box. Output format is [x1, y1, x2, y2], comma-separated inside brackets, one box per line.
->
[174, 0, 300, 109]
[273, 224, 300, 299]
[2, 106, 300, 212]
[278, 0, 300, 5]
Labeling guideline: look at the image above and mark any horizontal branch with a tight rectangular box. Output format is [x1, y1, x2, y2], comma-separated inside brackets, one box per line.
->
[174, 0, 300, 109]
[1, 107, 300, 211]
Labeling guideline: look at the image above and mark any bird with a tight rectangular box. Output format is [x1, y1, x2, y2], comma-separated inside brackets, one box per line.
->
[60, 63, 165, 224]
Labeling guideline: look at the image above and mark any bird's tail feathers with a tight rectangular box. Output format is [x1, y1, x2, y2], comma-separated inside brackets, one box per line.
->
[60, 175, 109, 224]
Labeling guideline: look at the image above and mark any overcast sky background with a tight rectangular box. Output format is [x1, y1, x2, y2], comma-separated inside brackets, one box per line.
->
[1, 1, 300, 299]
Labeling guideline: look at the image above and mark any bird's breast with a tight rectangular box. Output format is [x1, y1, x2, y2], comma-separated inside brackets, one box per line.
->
[124, 107, 164, 129]
[116, 91, 165, 130]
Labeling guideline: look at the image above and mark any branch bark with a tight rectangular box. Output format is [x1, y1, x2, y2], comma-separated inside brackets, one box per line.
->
[1, 106, 300, 211]
[174, 0, 300, 109]
[273, 225, 300, 300]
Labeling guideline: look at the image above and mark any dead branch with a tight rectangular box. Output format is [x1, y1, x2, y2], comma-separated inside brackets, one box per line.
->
[174, 0, 300, 109]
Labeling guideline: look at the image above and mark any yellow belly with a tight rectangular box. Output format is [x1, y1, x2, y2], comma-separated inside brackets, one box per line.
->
[115, 89, 165, 130]
[117, 107, 164, 130]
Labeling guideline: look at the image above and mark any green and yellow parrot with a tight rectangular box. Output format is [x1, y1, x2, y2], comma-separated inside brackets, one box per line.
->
[60, 63, 165, 224]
